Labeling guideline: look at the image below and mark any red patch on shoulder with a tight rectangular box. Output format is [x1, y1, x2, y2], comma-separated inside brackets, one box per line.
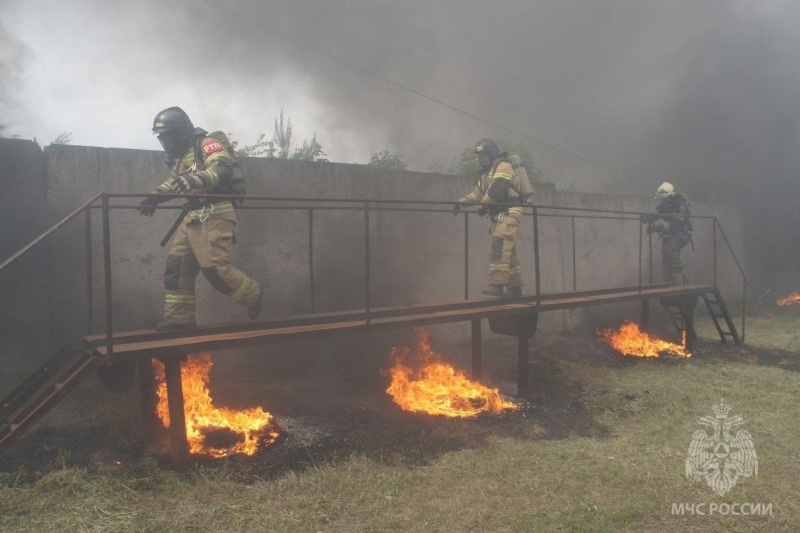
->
[202, 141, 224, 155]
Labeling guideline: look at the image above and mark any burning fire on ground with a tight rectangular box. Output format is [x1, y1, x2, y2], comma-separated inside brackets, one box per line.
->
[777, 292, 800, 306]
[599, 321, 691, 358]
[152, 354, 280, 457]
[385, 329, 518, 418]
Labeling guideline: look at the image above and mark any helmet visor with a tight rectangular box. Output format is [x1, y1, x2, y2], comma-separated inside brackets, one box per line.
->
[157, 131, 181, 156]
[476, 152, 492, 170]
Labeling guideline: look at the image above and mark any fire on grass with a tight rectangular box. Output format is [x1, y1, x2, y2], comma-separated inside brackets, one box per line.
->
[385, 329, 518, 417]
[152, 354, 280, 458]
[599, 321, 691, 358]
[777, 292, 800, 306]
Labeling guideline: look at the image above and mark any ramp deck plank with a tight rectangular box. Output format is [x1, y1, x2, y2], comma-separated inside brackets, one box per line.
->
[91, 284, 711, 358]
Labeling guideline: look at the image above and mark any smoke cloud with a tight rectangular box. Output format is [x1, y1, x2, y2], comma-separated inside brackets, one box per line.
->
[4, 0, 800, 291]
[0, 16, 30, 129]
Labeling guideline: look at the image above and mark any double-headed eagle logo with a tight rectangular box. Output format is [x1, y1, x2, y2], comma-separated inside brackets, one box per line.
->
[685, 398, 758, 496]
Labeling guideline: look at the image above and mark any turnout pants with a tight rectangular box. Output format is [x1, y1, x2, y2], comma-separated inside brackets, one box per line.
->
[164, 215, 261, 323]
[661, 232, 691, 285]
[489, 212, 523, 287]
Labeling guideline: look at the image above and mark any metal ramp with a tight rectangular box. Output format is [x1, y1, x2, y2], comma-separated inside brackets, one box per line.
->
[0, 342, 100, 454]
[0, 192, 750, 459]
[83, 284, 711, 359]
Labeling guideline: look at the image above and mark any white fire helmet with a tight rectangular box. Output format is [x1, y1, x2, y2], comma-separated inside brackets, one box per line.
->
[655, 182, 675, 200]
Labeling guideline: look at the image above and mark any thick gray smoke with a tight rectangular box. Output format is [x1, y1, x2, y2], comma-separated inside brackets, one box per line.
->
[609, 3, 800, 292]
[4, 0, 800, 291]
[0, 18, 30, 128]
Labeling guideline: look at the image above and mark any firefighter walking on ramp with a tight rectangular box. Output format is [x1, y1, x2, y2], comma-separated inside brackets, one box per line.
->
[641, 181, 693, 286]
[138, 106, 263, 330]
[454, 138, 527, 298]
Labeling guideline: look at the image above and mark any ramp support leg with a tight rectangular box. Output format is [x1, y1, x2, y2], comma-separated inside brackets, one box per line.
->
[138, 358, 162, 442]
[641, 299, 650, 331]
[471, 319, 482, 380]
[517, 316, 530, 397]
[162, 356, 189, 462]
[683, 305, 696, 352]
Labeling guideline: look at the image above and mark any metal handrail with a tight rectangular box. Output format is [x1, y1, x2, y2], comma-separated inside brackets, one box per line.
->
[0, 192, 749, 354]
[713, 217, 749, 342]
[100, 192, 720, 219]
[0, 193, 102, 273]
[714, 218, 749, 286]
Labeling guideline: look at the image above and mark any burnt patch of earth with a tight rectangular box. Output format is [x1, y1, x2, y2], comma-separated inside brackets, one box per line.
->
[0, 424, 150, 483]
[201, 427, 246, 451]
[2, 331, 794, 482]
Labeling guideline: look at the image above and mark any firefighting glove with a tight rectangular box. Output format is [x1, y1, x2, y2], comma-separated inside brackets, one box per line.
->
[176, 173, 204, 192]
[452, 203, 462, 216]
[137, 194, 162, 217]
[647, 223, 665, 235]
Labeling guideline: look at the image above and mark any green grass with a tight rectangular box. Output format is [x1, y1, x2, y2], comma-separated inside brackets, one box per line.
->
[1, 313, 799, 531]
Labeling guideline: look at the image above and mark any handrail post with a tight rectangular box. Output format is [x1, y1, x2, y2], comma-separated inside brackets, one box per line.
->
[532, 206, 541, 304]
[638, 217, 643, 294]
[713, 218, 718, 289]
[85, 207, 93, 335]
[102, 194, 113, 358]
[364, 202, 371, 325]
[308, 208, 315, 313]
[571, 216, 577, 291]
[464, 212, 469, 300]
[742, 276, 746, 344]
[648, 230, 653, 284]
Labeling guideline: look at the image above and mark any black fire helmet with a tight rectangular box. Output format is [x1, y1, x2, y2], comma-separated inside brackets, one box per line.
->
[473, 138, 501, 172]
[152, 106, 195, 158]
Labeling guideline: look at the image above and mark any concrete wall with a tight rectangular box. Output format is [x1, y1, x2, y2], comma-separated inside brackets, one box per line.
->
[0, 140, 746, 346]
[0, 139, 51, 342]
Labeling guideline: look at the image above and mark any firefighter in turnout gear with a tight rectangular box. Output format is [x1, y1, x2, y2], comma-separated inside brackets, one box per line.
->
[641, 182, 693, 286]
[138, 107, 263, 330]
[455, 138, 525, 298]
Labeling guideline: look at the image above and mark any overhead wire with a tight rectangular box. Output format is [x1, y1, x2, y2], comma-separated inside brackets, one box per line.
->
[197, 0, 643, 180]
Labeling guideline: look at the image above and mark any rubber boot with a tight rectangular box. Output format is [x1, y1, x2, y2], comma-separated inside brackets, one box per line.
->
[505, 286, 523, 298]
[481, 284, 504, 298]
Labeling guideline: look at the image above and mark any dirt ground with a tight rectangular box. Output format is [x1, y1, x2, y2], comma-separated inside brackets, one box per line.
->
[3, 317, 797, 485]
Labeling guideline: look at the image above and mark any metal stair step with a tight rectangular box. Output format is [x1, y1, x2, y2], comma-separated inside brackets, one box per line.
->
[0, 348, 98, 455]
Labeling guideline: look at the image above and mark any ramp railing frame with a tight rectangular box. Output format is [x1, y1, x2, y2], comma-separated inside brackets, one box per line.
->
[0, 192, 750, 458]
[1, 192, 749, 355]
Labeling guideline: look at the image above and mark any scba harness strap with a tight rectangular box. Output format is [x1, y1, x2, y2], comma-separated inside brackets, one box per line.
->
[193, 132, 248, 200]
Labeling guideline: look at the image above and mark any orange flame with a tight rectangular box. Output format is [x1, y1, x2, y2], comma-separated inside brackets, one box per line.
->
[599, 321, 691, 358]
[385, 329, 518, 417]
[152, 354, 280, 457]
[777, 292, 800, 306]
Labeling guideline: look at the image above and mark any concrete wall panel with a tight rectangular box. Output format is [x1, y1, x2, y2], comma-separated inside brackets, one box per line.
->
[0, 140, 747, 347]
